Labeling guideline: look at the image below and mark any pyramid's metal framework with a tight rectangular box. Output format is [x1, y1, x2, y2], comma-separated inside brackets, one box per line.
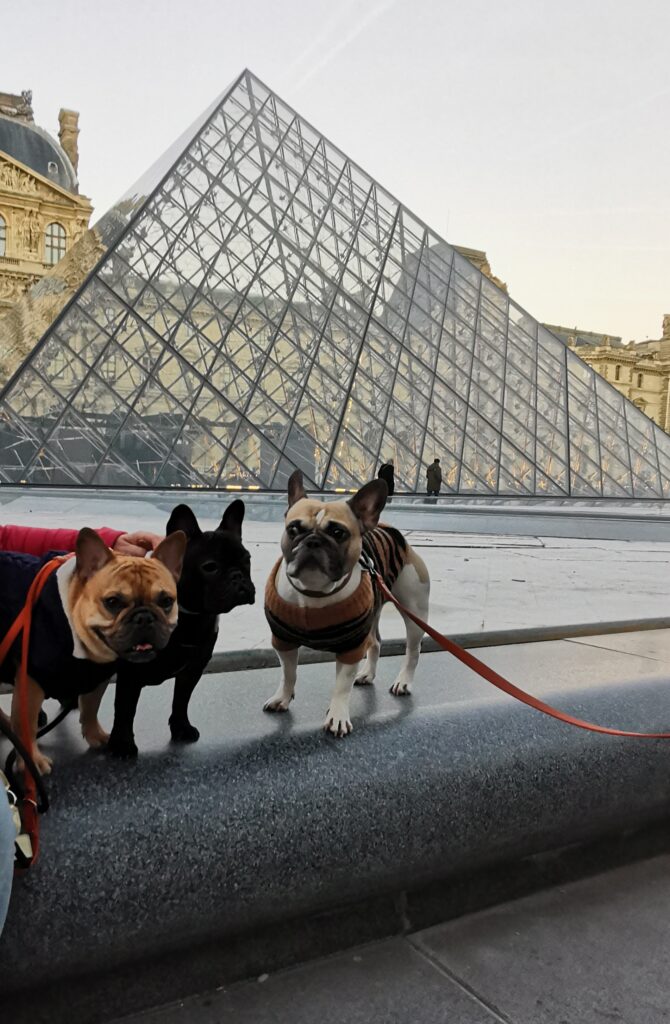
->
[1, 69, 669, 496]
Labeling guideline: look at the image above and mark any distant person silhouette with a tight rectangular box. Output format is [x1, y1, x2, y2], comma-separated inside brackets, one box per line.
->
[377, 460, 395, 500]
[426, 458, 442, 499]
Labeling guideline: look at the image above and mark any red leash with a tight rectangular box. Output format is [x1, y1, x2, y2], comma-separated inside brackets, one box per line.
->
[0, 553, 72, 867]
[369, 567, 670, 739]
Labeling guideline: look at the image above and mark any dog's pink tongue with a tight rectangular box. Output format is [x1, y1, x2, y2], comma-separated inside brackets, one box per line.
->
[134, 643, 154, 652]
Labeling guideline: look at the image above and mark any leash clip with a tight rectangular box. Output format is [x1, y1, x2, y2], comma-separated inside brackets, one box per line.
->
[358, 552, 377, 578]
[2, 769, 34, 868]
[14, 831, 34, 870]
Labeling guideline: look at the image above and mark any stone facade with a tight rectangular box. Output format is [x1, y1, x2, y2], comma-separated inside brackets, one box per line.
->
[0, 91, 92, 313]
[565, 317, 670, 431]
[454, 245, 508, 293]
[0, 225, 106, 387]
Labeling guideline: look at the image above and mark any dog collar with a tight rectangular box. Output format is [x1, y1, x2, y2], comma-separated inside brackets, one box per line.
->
[285, 569, 354, 600]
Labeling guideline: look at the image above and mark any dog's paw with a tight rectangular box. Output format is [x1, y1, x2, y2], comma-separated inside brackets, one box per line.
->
[263, 693, 294, 712]
[324, 707, 353, 738]
[36, 751, 53, 775]
[81, 721, 110, 749]
[390, 678, 412, 697]
[18, 749, 53, 776]
[354, 671, 375, 686]
[107, 732, 138, 759]
[169, 718, 200, 743]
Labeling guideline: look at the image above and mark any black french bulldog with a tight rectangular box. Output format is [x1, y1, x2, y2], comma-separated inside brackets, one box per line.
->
[106, 500, 255, 758]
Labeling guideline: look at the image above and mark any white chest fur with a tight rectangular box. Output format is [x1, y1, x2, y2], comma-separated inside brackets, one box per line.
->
[55, 558, 89, 659]
[276, 561, 362, 609]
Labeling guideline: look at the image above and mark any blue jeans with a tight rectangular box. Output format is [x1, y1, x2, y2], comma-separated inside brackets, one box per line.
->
[0, 791, 14, 935]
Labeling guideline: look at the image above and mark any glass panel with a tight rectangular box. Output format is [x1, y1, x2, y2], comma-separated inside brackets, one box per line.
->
[219, 423, 279, 486]
[0, 407, 56, 482]
[294, 394, 340, 454]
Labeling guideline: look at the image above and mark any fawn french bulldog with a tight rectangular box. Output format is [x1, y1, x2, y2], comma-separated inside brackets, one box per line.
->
[0, 528, 185, 774]
[264, 471, 430, 737]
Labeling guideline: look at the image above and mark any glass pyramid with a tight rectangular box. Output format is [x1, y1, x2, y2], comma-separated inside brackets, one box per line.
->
[1, 69, 669, 497]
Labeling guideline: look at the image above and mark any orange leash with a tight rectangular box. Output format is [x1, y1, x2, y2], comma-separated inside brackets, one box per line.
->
[0, 554, 72, 867]
[367, 565, 670, 739]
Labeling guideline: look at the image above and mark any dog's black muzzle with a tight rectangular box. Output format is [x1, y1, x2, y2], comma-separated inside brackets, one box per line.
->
[112, 606, 175, 663]
[208, 574, 256, 613]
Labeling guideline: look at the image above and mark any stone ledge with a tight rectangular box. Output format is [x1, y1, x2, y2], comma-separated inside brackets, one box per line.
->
[2, 637, 670, 1021]
[208, 616, 670, 672]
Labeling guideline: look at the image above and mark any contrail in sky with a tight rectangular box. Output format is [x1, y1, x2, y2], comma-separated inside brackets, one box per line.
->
[285, 0, 399, 94]
[280, 0, 362, 90]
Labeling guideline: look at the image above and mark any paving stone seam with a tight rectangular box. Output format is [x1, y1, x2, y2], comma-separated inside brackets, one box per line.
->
[406, 936, 515, 1024]
[564, 638, 663, 662]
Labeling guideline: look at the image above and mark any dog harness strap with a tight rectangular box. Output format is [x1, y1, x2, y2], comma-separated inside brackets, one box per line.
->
[372, 573, 670, 740]
[0, 553, 72, 666]
[0, 553, 72, 870]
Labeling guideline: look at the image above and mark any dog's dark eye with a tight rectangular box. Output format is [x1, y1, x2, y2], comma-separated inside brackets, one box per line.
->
[103, 595, 126, 614]
[201, 560, 219, 575]
[286, 522, 303, 538]
[327, 523, 349, 542]
[158, 594, 175, 612]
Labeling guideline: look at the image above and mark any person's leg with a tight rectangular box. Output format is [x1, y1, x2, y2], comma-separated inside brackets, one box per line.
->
[0, 791, 14, 936]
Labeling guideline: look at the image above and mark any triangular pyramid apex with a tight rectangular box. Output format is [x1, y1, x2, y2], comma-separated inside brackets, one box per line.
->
[242, 68, 285, 95]
[116, 70, 249, 210]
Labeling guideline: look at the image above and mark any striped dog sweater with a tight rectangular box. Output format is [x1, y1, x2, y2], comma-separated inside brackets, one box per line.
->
[264, 525, 408, 664]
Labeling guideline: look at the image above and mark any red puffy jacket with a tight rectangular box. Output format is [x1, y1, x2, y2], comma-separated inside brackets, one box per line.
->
[0, 524, 124, 556]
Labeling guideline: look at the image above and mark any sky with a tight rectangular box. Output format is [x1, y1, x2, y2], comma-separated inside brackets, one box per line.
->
[3, 0, 669, 342]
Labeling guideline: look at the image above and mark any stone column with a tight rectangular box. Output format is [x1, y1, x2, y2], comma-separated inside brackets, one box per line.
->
[58, 108, 80, 173]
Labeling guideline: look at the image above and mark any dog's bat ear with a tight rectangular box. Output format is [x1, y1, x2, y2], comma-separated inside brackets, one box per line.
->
[287, 469, 307, 509]
[75, 528, 115, 581]
[152, 530, 186, 582]
[166, 504, 201, 539]
[347, 479, 388, 532]
[218, 498, 245, 538]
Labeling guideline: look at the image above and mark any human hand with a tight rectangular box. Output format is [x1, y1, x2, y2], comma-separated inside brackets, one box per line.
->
[113, 532, 164, 557]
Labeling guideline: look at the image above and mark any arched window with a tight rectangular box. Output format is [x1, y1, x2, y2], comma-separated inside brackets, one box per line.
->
[44, 222, 66, 265]
[637, 373, 643, 388]
[0, 214, 6, 257]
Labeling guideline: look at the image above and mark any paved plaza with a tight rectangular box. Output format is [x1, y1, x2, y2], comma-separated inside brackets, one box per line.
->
[117, 854, 670, 1024]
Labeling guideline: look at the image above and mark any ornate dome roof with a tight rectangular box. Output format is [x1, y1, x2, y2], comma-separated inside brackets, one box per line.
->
[0, 113, 78, 193]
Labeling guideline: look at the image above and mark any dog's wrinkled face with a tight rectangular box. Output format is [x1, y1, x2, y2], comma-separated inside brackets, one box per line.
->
[70, 529, 186, 664]
[281, 471, 388, 592]
[166, 500, 256, 614]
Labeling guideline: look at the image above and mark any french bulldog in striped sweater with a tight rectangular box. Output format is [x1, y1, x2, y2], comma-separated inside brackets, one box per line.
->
[264, 471, 430, 737]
